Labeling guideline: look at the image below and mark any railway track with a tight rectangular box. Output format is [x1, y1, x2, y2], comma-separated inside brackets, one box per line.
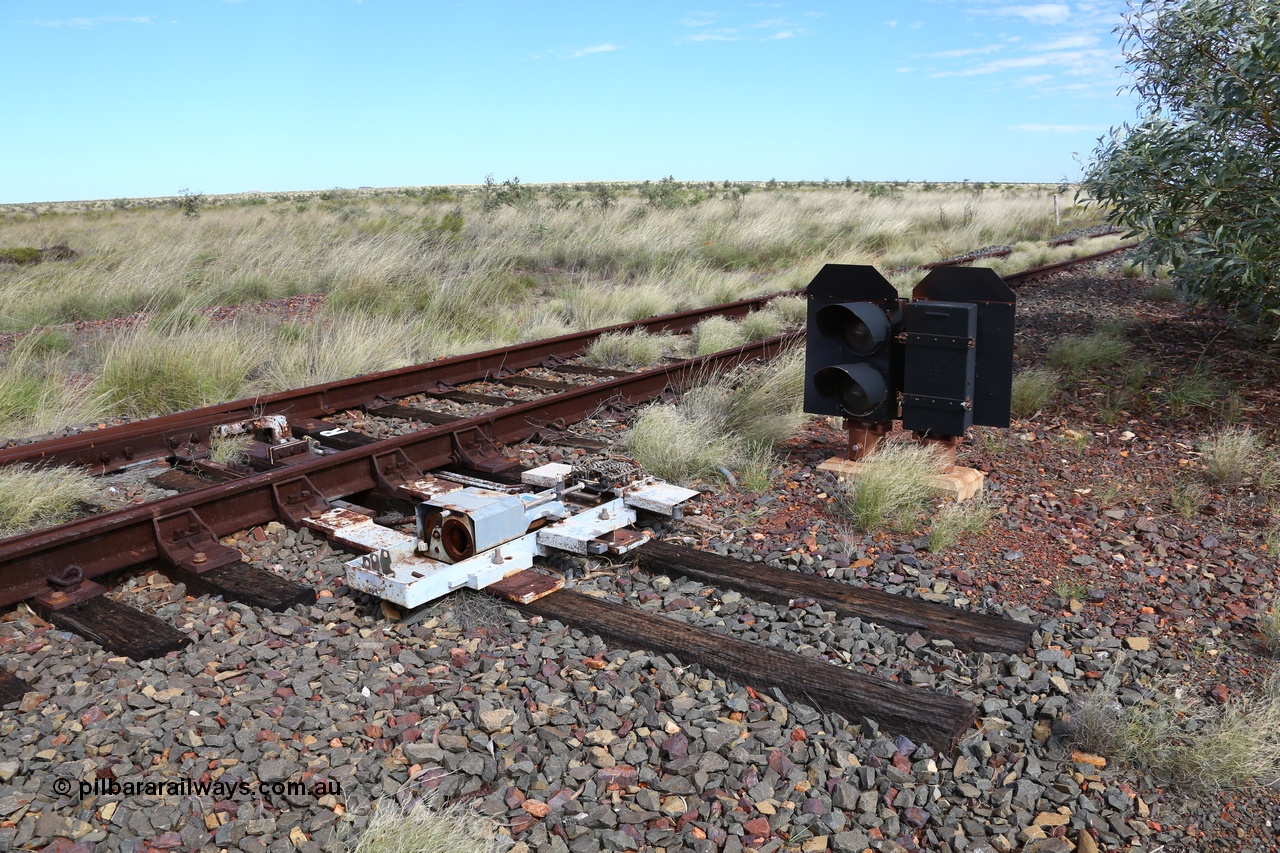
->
[0, 241, 1133, 748]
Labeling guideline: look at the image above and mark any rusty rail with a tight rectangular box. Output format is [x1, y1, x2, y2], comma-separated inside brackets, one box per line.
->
[0, 294, 781, 474]
[0, 336, 796, 608]
[0, 243, 1140, 607]
[0, 242, 1137, 476]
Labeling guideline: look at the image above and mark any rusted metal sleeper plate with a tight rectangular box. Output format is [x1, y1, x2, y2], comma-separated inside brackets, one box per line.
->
[0, 335, 796, 608]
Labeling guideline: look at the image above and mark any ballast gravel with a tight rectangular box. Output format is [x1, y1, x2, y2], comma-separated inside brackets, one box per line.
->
[0, 516, 1241, 853]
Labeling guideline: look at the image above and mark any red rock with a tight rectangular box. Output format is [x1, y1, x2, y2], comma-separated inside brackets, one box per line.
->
[742, 817, 772, 837]
[1209, 684, 1230, 704]
[79, 706, 106, 726]
[767, 749, 796, 777]
[593, 765, 639, 788]
[508, 812, 536, 833]
[148, 832, 184, 849]
[904, 806, 930, 827]
[662, 732, 689, 759]
[522, 799, 550, 818]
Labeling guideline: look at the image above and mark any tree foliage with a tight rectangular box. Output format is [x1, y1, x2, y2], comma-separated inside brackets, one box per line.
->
[1081, 0, 1280, 319]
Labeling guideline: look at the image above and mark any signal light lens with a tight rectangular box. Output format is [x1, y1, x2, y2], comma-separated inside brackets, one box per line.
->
[813, 364, 887, 417]
[816, 303, 891, 356]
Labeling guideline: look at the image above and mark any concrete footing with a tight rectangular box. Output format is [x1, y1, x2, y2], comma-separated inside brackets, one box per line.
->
[817, 457, 986, 501]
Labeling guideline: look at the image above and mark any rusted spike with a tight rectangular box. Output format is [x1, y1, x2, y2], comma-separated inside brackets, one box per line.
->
[32, 564, 107, 612]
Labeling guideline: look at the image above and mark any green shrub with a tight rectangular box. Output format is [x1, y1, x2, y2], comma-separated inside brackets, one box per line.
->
[584, 330, 670, 369]
[1047, 330, 1128, 373]
[0, 464, 98, 538]
[692, 316, 746, 355]
[0, 247, 41, 265]
[1009, 369, 1057, 418]
[837, 441, 944, 532]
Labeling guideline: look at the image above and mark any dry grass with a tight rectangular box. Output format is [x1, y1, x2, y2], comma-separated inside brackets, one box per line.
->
[1064, 675, 1280, 791]
[1047, 328, 1129, 374]
[583, 330, 674, 369]
[927, 498, 994, 552]
[96, 321, 267, 418]
[626, 349, 805, 484]
[1009, 369, 1058, 419]
[692, 316, 747, 355]
[349, 795, 500, 853]
[0, 183, 1109, 439]
[837, 440, 946, 532]
[0, 339, 107, 437]
[1199, 426, 1274, 486]
[0, 464, 98, 538]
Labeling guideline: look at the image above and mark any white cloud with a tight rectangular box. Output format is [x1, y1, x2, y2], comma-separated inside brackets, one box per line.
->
[1013, 123, 1104, 132]
[928, 45, 1003, 59]
[884, 19, 900, 28]
[931, 47, 1111, 78]
[687, 29, 739, 41]
[1036, 34, 1097, 50]
[571, 43, 621, 58]
[989, 4, 1071, 25]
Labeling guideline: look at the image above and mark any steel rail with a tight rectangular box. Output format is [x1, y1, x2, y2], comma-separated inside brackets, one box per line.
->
[0, 242, 1141, 608]
[0, 335, 797, 608]
[0, 242, 1137, 476]
[0, 294, 782, 474]
[1003, 243, 1137, 285]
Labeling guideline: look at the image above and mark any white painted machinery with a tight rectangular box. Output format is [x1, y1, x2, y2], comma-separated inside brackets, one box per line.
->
[302, 460, 697, 610]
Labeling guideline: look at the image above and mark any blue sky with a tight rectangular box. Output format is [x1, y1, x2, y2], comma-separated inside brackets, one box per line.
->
[3, 1, 1139, 203]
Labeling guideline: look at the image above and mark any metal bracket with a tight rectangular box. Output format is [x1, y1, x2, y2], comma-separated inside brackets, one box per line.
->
[31, 564, 107, 611]
[152, 509, 242, 574]
[372, 449, 424, 497]
[449, 426, 510, 473]
[271, 476, 332, 528]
